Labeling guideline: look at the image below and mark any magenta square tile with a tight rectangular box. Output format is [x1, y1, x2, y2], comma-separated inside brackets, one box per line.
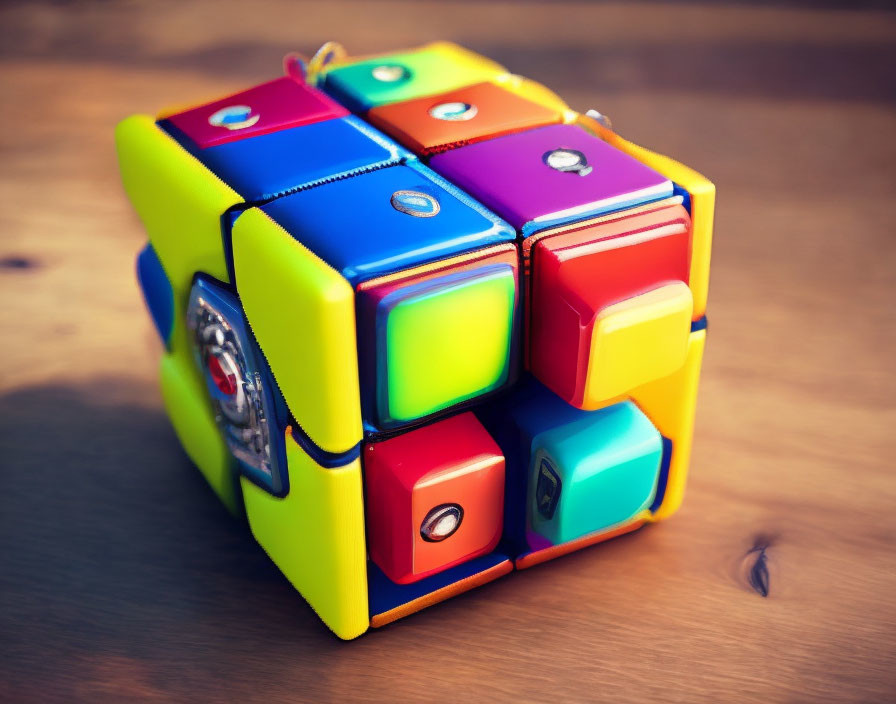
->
[429, 124, 673, 234]
[166, 77, 349, 149]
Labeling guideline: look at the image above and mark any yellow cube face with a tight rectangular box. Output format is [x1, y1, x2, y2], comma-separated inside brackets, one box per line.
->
[583, 282, 694, 409]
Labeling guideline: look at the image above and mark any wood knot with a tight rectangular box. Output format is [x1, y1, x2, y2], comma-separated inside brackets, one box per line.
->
[0, 256, 39, 270]
[740, 534, 775, 597]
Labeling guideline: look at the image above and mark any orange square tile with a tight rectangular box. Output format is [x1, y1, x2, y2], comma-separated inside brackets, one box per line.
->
[367, 82, 562, 155]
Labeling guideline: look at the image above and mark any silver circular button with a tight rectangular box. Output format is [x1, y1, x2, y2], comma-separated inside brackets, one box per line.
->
[207, 105, 260, 131]
[390, 190, 440, 218]
[371, 64, 409, 83]
[420, 504, 464, 542]
[543, 148, 593, 176]
[428, 101, 478, 121]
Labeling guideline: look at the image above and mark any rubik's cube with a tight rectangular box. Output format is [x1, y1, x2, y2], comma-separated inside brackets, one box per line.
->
[117, 41, 714, 639]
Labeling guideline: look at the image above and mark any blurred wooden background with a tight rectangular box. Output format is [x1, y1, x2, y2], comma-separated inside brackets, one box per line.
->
[1, 1, 894, 701]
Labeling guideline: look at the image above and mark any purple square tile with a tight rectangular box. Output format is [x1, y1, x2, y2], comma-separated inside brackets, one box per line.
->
[429, 124, 672, 233]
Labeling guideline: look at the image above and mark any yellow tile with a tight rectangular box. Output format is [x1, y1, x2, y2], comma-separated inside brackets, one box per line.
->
[231, 208, 362, 454]
[630, 329, 706, 521]
[583, 282, 693, 408]
[242, 432, 368, 640]
[159, 352, 241, 516]
[116, 114, 244, 512]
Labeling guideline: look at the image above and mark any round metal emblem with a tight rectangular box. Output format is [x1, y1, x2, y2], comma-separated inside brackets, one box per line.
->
[428, 101, 478, 121]
[543, 148, 593, 176]
[208, 105, 260, 131]
[390, 190, 440, 218]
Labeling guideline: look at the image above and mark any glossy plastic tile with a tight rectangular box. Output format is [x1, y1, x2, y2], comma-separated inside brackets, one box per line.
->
[357, 245, 518, 431]
[320, 41, 506, 113]
[166, 115, 408, 202]
[261, 161, 514, 285]
[136, 243, 174, 346]
[429, 123, 672, 233]
[367, 81, 561, 155]
[507, 389, 662, 545]
[528, 204, 692, 408]
[166, 76, 348, 149]
[364, 413, 505, 584]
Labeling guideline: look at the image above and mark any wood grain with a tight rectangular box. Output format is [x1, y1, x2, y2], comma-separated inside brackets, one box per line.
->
[1, 2, 895, 702]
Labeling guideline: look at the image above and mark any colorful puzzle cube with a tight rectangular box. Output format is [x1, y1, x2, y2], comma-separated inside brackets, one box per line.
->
[117, 40, 714, 639]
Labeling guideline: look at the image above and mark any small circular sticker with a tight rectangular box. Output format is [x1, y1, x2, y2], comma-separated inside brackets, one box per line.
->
[543, 148, 593, 176]
[428, 101, 478, 121]
[208, 105, 260, 131]
[371, 64, 409, 83]
[390, 190, 440, 218]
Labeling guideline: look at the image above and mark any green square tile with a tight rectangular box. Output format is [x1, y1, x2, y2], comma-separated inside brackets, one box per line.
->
[321, 43, 505, 112]
[378, 265, 516, 423]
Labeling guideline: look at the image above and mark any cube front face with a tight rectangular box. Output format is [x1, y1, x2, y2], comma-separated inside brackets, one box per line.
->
[121, 40, 713, 639]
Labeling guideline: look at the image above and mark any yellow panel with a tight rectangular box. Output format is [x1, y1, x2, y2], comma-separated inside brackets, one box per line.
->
[231, 208, 362, 454]
[494, 74, 578, 124]
[242, 432, 368, 640]
[425, 40, 507, 75]
[159, 353, 241, 516]
[576, 113, 715, 319]
[584, 282, 693, 408]
[115, 117, 242, 354]
[630, 329, 706, 521]
[117, 115, 245, 511]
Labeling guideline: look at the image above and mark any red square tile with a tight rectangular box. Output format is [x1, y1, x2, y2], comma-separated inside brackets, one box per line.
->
[166, 76, 348, 149]
[364, 413, 505, 584]
[528, 204, 692, 406]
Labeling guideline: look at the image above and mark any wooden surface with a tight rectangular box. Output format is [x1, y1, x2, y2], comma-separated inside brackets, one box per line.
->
[1, 1, 895, 701]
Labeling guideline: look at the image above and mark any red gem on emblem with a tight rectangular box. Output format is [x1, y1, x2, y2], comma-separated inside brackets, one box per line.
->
[207, 353, 238, 395]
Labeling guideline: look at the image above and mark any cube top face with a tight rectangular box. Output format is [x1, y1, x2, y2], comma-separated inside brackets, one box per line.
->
[167, 76, 349, 149]
[527, 400, 662, 545]
[320, 42, 506, 113]
[429, 123, 673, 234]
[169, 115, 408, 202]
[367, 82, 563, 155]
[528, 204, 693, 408]
[260, 162, 514, 286]
[364, 412, 505, 584]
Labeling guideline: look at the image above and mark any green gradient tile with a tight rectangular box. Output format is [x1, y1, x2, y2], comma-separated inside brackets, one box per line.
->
[320, 42, 506, 113]
[378, 265, 516, 423]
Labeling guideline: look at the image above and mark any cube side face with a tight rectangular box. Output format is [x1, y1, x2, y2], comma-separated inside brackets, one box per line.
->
[120, 40, 713, 637]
